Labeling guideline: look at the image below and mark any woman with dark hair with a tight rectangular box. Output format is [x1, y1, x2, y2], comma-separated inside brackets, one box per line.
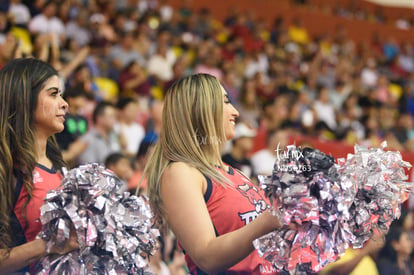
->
[377, 224, 414, 275]
[0, 58, 78, 274]
[118, 61, 152, 98]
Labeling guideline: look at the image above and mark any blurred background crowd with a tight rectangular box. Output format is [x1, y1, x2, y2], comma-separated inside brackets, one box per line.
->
[1, 0, 414, 274]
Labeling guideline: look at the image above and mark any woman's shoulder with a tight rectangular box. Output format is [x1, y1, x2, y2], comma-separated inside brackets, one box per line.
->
[163, 162, 203, 179]
[161, 162, 206, 193]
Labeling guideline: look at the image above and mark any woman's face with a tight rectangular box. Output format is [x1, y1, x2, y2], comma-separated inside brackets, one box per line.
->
[110, 157, 134, 181]
[222, 85, 239, 140]
[404, 212, 414, 231]
[395, 232, 413, 256]
[123, 101, 139, 122]
[34, 75, 68, 137]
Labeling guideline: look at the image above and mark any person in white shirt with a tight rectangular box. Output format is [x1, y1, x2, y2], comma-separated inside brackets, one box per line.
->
[65, 9, 91, 47]
[114, 97, 145, 158]
[147, 30, 176, 82]
[147, 43, 176, 82]
[28, 1, 65, 41]
[313, 85, 337, 131]
[8, 0, 31, 26]
[251, 129, 289, 176]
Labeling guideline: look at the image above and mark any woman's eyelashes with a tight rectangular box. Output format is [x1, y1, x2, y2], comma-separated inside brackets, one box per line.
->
[48, 87, 62, 97]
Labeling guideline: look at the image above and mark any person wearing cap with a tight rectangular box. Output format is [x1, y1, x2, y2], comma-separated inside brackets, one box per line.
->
[222, 122, 256, 179]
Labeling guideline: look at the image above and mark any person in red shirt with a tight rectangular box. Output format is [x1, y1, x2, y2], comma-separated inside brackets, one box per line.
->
[145, 73, 283, 274]
[0, 58, 78, 274]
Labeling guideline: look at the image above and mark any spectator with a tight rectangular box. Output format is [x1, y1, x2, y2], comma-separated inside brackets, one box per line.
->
[28, 0, 65, 42]
[331, 79, 352, 111]
[115, 97, 145, 158]
[78, 101, 123, 165]
[148, 236, 171, 275]
[159, 0, 174, 23]
[288, 17, 309, 45]
[393, 113, 414, 151]
[104, 152, 134, 183]
[320, 232, 384, 275]
[222, 122, 256, 179]
[194, 46, 223, 81]
[374, 75, 393, 105]
[147, 32, 177, 83]
[118, 61, 152, 98]
[221, 69, 240, 103]
[383, 37, 400, 63]
[397, 42, 414, 74]
[88, 12, 116, 53]
[55, 86, 89, 167]
[337, 93, 365, 143]
[244, 51, 269, 79]
[69, 64, 103, 102]
[316, 61, 336, 91]
[251, 130, 289, 176]
[234, 77, 261, 128]
[164, 55, 191, 92]
[376, 224, 414, 275]
[149, 235, 188, 275]
[129, 140, 156, 195]
[64, 9, 91, 47]
[8, 0, 31, 26]
[313, 85, 337, 132]
[361, 58, 379, 89]
[34, 33, 91, 83]
[108, 30, 146, 79]
[361, 113, 383, 148]
[143, 99, 164, 144]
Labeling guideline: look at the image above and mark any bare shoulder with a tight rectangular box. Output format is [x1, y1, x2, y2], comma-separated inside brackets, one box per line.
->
[160, 162, 207, 208]
[162, 161, 204, 181]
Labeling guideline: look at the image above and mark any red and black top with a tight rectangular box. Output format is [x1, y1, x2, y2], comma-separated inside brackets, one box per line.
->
[10, 164, 62, 274]
[184, 166, 278, 275]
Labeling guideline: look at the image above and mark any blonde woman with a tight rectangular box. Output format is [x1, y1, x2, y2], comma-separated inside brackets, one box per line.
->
[145, 74, 282, 274]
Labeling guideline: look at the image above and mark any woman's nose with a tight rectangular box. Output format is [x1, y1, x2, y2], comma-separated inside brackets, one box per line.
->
[61, 99, 69, 112]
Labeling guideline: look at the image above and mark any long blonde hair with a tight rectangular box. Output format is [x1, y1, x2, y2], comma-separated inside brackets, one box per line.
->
[145, 74, 231, 227]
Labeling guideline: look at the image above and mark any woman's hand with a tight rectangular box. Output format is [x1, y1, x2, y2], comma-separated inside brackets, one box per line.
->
[49, 225, 79, 255]
[361, 230, 385, 256]
[260, 210, 283, 231]
[259, 209, 300, 233]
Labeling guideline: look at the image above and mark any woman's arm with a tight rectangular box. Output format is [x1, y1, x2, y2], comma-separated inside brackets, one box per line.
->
[122, 73, 147, 90]
[161, 162, 281, 274]
[58, 46, 90, 80]
[61, 138, 88, 163]
[0, 225, 78, 275]
[322, 235, 384, 275]
[36, 34, 51, 62]
[49, 33, 60, 68]
[0, 239, 47, 274]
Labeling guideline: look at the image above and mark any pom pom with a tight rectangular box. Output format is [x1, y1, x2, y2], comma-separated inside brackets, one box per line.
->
[337, 141, 412, 248]
[254, 143, 413, 273]
[35, 163, 159, 275]
[254, 145, 354, 273]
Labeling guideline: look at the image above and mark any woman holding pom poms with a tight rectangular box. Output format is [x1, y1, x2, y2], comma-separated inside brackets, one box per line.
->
[0, 58, 78, 274]
[145, 73, 283, 274]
